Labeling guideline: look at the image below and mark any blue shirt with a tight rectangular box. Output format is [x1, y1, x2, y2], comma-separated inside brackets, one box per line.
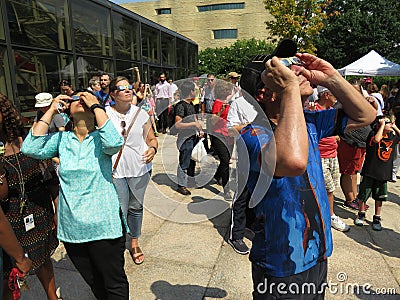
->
[238, 108, 347, 277]
[95, 90, 113, 106]
[21, 120, 125, 243]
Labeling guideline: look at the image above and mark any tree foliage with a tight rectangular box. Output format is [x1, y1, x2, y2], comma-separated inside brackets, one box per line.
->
[263, 0, 332, 53]
[198, 39, 275, 77]
[315, 0, 400, 69]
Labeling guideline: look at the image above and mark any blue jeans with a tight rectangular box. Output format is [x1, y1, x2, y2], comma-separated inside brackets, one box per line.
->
[113, 171, 151, 238]
[177, 137, 196, 187]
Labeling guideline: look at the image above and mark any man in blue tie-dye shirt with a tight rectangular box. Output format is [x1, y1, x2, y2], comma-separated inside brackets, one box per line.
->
[237, 40, 376, 299]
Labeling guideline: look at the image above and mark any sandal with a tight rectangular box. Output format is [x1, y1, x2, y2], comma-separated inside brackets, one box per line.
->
[130, 246, 144, 265]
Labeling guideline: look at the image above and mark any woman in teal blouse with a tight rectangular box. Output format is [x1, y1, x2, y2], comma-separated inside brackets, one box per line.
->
[21, 91, 129, 299]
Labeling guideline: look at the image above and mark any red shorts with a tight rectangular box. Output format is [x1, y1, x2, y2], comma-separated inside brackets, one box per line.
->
[337, 140, 366, 174]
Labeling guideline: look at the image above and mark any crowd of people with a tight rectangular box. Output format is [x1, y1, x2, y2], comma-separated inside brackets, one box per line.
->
[0, 39, 399, 300]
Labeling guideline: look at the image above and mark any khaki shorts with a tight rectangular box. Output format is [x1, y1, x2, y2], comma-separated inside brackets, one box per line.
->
[321, 157, 340, 193]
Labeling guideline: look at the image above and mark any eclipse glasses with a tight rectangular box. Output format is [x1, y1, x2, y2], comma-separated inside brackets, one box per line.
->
[114, 85, 133, 91]
[279, 57, 304, 68]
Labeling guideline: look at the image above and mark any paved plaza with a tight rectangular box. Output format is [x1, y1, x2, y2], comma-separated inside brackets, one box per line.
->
[21, 133, 400, 299]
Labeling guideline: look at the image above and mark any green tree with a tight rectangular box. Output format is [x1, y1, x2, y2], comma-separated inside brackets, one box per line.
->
[315, 0, 400, 69]
[198, 39, 275, 77]
[263, 0, 332, 53]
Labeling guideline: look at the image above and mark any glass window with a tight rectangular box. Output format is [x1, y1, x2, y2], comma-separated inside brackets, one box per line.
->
[11, 49, 73, 115]
[6, 0, 71, 50]
[161, 33, 175, 66]
[149, 67, 162, 86]
[71, 0, 112, 56]
[0, 8, 5, 41]
[176, 39, 187, 69]
[213, 29, 237, 39]
[116, 60, 141, 84]
[141, 24, 160, 64]
[198, 3, 244, 12]
[74, 56, 114, 90]
[188, 43, 198, 76]
[156, 8, 171, 15]
[0, 46, 12, 101]
[112, 12, 140, 61]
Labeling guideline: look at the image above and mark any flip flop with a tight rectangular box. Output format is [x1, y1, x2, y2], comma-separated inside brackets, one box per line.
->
[130, 246, 144, 265]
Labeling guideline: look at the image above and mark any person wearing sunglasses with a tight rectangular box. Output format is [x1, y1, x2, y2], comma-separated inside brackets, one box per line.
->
[21, 91, 129, 299]
[106, 76, 158, 265]
[238, 39, 376, 299]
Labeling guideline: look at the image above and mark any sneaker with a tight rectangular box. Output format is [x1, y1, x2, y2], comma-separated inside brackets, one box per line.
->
[331, 215, 350, 232]
[372, 215, 382, 231]
[228, 239, 249, 255]
[354, 212, 366, 226]
[344, 199, 369, 211]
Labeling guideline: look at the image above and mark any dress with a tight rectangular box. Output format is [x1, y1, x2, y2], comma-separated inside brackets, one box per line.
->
[0, 153, 58, 276]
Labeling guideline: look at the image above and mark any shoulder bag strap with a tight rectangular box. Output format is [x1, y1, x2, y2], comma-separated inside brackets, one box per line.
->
[113, 107, 141, 171]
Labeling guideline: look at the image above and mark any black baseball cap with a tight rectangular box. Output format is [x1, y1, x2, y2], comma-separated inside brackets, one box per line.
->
[240, 39, 297, 97]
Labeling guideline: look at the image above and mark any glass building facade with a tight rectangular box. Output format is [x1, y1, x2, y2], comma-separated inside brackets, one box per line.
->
[0, 0, 198, 124]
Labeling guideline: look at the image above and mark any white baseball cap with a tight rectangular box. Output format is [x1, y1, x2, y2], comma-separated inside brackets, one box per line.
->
[35, 92, 53, 108]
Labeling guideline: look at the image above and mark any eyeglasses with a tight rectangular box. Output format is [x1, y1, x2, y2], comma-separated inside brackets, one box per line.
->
[121, 120, 126, 137]
[280, 57, 304, 68]
[115, 85, 133, 91]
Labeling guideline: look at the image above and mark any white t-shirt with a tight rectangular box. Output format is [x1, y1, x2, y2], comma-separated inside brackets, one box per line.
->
[227, 96, 258, 129]
[106, 105, 152, 178]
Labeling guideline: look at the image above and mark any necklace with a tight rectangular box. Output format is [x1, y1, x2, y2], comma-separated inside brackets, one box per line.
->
[1, 145, 26, 213]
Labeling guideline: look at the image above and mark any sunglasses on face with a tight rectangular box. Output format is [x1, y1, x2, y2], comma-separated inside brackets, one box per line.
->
[60, 81, 70, 86]
[208, 78, 215, 81]
[114, 85, 133, 91]
[280, 57, 304, 68]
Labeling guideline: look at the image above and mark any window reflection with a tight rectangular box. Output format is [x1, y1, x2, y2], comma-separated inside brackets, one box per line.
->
[71, 0, 112, 56]
[113, 12, 140, 61]
[176, 39, 187, 69]
[6, 0, 71, 50]
[161, 33, 175, 66]
[142, 24, 160, 64]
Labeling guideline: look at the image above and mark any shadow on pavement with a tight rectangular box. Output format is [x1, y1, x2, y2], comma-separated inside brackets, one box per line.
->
[187, 195, 231, 240]
[334, 197, 400, 259]
[151, 280, 227, 300]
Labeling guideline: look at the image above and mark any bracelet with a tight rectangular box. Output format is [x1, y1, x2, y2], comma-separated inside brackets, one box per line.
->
[38, 119, 50, 126]
[0, 172, 5, 184]
[150, 146, 157, 155]
[90, 104, 105, 114]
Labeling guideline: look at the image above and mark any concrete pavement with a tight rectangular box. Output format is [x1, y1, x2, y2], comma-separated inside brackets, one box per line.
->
[21, 132, 400, 299]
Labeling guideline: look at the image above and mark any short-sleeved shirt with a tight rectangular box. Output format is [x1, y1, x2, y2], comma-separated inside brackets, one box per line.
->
[204, 87, 215, 113]
[175, 100, 197, 143]
[35, 111, 65, 133]
[21, 120, 125, 243]
[238, 108, 347, 277]
[226, 96, 258, 129]
[361, 130, 400, 181]
[106, 105, 152, 178]
[211, 99, 230, 137]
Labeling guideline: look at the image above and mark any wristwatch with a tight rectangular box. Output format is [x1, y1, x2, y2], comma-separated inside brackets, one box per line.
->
[90, 103, 105, 114]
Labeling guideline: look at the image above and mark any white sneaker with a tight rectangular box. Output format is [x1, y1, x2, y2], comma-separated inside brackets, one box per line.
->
[331, 215, 350, 232]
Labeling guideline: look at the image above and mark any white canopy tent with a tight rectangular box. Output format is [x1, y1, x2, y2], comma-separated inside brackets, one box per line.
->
[338, 50, 400, 77]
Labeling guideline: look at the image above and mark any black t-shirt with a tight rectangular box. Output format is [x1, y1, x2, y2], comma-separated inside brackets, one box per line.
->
[361, 130, 400, 181]
[175, 100, 197, 142]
